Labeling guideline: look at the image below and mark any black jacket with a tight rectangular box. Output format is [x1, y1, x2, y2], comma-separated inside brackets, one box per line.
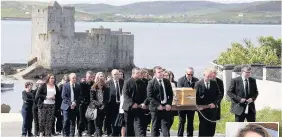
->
[22, 90, 34, 110]
[195, 79, 221, 106]
[80, 81, 94, 105]
[35, 84, 60, 110]
[177, 76, 199, 88]
[215, 77, 224, 120]
[195, 79, 221, 121]
[122, 78, 149, 111]
[89, 87, 110, 110]
[147, 78, 173, 111]
[227, 76, 258, 115]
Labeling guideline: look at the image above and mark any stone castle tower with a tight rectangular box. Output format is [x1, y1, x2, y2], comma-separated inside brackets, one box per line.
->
[31, 1, 134, 70]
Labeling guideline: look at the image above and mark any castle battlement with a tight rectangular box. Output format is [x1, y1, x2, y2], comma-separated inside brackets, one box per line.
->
[31, 1, 134, 70]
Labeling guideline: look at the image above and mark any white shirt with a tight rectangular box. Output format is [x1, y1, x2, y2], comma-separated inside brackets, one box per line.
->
[156, 78, 167, 104]
[119, 95, 124, 113]
[242, 76, 249, 95]
[44, 86, 56, 104]
[70, 83, 75, 102]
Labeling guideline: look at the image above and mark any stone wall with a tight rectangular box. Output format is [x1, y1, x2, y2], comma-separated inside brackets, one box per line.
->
[265, 66, 281, 82]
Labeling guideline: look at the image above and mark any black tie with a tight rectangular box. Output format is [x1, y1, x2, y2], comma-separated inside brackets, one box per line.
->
[159, 80, 164, 101]
[245, 79, 249, 97]
[116, 81, 120, 102]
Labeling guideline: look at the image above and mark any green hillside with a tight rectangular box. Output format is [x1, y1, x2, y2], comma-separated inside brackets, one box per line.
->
[1, 1, 281, 24]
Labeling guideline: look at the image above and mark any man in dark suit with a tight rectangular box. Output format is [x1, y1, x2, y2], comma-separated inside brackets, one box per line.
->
[105, 69, 124, 136]
[227, 65, 259, 122]
[147, 66, 173, 137]
[210, 68, 224, 121]
[123, 67, 149, 137]
[61, 73, 81, 137]
[78, 71, 94, 136]
[177, 67, 199, 137]
[195, 69, 221, 137]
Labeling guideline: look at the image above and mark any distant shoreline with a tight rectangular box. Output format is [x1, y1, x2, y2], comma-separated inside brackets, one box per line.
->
[1, 17, 281, 25]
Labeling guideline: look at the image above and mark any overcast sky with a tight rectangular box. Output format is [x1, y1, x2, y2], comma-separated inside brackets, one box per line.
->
[3, 0, 269, 5]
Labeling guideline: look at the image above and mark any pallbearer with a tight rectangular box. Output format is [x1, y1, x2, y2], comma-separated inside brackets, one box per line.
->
[177, 67, 199, 137]
[123, 67, 149, 137]
[195, 69, 221, 137]
[210, 68, 224, 121]
[147, 66, 173, 137]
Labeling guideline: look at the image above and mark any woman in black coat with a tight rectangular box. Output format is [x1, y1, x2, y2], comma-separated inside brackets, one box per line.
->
[89, 72, 109, 137]
[21, 81, 34, 137]
[35, 74, 60, 137]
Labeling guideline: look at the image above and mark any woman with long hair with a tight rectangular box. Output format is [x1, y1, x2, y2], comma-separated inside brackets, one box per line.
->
[90, 72, 109, 137]
[36, 74, 60, 137]
[236, 124, 272, 137]
[21, 81, 34, 137]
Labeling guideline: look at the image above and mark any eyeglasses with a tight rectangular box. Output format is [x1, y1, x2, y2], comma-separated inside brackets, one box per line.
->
[186, 74, 193, 76]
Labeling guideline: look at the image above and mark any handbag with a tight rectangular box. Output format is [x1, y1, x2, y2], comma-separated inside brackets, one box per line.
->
[85, 106, 97, 120]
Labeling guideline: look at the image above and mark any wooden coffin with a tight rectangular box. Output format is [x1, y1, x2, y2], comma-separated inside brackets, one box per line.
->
[172, 87, 196, 106]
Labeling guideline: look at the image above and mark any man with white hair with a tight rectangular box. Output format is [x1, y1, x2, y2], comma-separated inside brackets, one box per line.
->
[105, 69, 124, 136]
[210, 68, 224, 121]
[195, 68, 221, 137]
[61, 73, 81, 137]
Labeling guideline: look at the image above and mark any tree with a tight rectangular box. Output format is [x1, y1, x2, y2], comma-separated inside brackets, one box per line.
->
[216, 36, 281, 66]
[258, 36, 281, 59]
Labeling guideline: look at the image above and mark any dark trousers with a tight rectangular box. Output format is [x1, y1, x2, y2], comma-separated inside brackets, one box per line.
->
[94, 109, 106, 136]
[177, 110, 195, 137]
[105, 103, 120, 136]
[235, 110, 256, 122]
[198, 109, 216, 137]
[39, 104, 55, 136]
[63, 108, 78, 137]
[22, 107, 33, 136]
[52, 109, 63, 133]
[87, 120, 95, 135]
[32, 107, 39, 136]
[78, 103, 88, 134]
[124, 109, 147, 137]
[151, 110, 171, 137]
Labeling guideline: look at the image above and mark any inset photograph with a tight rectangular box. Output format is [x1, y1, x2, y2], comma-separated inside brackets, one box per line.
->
[226, 122, 279, 137]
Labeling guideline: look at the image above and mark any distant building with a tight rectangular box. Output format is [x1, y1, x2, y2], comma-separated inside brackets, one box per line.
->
[31, 1, 134, 70]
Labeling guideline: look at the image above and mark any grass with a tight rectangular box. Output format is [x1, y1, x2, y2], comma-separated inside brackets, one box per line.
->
[170, 99, 282, 135]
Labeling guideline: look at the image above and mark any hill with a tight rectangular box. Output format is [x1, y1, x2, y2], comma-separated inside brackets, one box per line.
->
[1, 1, 281, 24]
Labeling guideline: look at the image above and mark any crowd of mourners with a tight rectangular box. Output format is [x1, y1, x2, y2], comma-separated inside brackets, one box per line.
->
[21, 65, 258, 137]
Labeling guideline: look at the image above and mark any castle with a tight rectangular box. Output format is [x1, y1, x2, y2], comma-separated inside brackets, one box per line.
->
[31, 1, 134, 70]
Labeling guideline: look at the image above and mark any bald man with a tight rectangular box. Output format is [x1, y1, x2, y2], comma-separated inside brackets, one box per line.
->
[61, 73, 81, 137]
[177, 67, 199, 137]
[195, 69, 221, 137]
[105, 69, 124, 136]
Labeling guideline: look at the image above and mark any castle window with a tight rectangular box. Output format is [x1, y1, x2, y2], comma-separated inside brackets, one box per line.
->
[38, 9, 40, 12]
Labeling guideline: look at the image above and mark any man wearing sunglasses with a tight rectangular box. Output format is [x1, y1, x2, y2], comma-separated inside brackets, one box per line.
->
[227, 65, 259, 122]
[177, 67, 199, 137]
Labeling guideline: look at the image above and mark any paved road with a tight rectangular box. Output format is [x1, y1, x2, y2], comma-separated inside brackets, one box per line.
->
[1, 121, 225, 137]
[1, 113, 225, 137]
